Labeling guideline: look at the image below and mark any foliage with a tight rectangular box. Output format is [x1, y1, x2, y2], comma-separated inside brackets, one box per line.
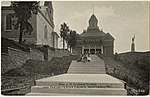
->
[11, 1, 40, 43]
[68, 30, 77, 52]
[100, 52, 150, 95]
[60, 23, 70, 50]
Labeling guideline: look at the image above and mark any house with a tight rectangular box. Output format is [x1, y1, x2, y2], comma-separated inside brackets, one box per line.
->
[1, 1, 59, 48]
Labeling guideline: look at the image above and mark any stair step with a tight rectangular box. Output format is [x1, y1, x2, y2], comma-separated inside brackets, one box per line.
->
[68, 68, 105, 70]
[69, 66, 103, 67]
[68, 71, 105, 74]
[67, 70, 105, 72]
[35, 82, 124, 88]
[68, 69, 105, 72]
[26, 92, 86, 96]
[30, 86, 127, 95]
[70, 66, 105, 69]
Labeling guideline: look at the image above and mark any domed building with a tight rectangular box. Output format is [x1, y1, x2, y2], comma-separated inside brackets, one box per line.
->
[74, 14, 114, 57]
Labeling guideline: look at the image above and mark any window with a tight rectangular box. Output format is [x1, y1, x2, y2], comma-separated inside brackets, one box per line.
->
[44, 26, 48, 39]
[5, 14, 13, 31]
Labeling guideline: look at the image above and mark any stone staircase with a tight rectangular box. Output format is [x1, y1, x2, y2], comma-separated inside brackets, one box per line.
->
[26, 74, 127, 96]
[26, 55, 127, 96]
[68, 55, 106, 74]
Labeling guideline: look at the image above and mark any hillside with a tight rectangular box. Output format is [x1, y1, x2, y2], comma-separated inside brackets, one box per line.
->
[1, 55, 78, 95]
[98, 52, 149, 95]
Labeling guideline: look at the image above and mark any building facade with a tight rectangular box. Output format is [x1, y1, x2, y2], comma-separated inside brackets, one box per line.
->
[1, 1, 59, 48]
[74, 14, 114, 57]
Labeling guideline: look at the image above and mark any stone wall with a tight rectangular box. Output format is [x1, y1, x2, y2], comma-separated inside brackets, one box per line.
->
[8, 47, 44, 63]
[2, 46, 71, 74]
[47, 48, 71, 60]
[2, 47, 44, 74]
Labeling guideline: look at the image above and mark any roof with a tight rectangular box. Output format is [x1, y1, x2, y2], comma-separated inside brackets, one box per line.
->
[80, 28, 106, 37]
[80, 14, 114, 40]
[103, 33, 114, 41]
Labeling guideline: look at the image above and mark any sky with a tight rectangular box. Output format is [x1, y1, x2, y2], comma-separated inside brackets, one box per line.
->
[1, 1, 150, 53]
[52, 1, 149, 53]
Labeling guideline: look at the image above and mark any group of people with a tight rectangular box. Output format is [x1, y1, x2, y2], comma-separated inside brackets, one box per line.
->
[77, 53, 91, 63]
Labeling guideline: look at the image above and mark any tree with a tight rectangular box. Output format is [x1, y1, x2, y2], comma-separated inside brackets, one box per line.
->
[11, 1, 40, 43]
[68, 30, 77, 53]
[60, 23, 70, 50]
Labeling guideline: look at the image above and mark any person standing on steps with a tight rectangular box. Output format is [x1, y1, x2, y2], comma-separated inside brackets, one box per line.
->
[83, 53, 87, 63]
[87, 53, 91, 62]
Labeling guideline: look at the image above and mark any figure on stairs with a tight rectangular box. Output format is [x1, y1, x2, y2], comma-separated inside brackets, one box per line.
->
[87, 53, 91, 62]
[83, 53, 87, 63]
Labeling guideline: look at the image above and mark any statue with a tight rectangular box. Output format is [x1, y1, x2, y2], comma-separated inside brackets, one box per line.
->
[132, 34, 135, 43]
[131, 34, 135, 52]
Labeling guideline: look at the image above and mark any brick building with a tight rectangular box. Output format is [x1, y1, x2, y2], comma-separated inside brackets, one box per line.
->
[74, 14, 114, 57]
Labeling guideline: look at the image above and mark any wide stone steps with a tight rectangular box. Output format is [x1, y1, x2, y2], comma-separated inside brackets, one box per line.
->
[35, 82, 124, 88]
[29, 86, 127, 95]
[68, 67, 103, 69]
[68, 68, 105, 74]
[26, 92, 86, 96]
[68, 69, 105, 71]
[67, 55, 106, 74]
[26, 55, 127, 95]
[68, 67, 105, 70]
[68, 71, 105, 74]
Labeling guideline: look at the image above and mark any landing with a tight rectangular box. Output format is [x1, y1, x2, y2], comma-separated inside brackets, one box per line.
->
[36, 74, 123, 84]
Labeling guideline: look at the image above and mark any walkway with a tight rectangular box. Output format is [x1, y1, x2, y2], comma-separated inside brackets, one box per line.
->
[67, 55, 106, 74]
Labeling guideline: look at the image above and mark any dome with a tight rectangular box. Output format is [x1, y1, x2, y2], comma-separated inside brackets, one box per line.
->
[89, 14, 98, 22]
[89, 14, 98, 27]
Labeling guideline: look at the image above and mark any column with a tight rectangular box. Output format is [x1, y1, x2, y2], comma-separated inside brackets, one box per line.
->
[95, 45, 96, 54]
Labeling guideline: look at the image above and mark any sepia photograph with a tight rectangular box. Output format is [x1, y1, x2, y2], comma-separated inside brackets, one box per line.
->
[1, 1, 150, 96]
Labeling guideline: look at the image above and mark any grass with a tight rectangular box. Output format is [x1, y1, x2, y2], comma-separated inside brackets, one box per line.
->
[1, 55, 78, 95]
[97, 52, 149, 95]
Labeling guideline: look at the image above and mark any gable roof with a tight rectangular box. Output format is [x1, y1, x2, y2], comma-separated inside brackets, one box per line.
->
[102, 33, 114, 41]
